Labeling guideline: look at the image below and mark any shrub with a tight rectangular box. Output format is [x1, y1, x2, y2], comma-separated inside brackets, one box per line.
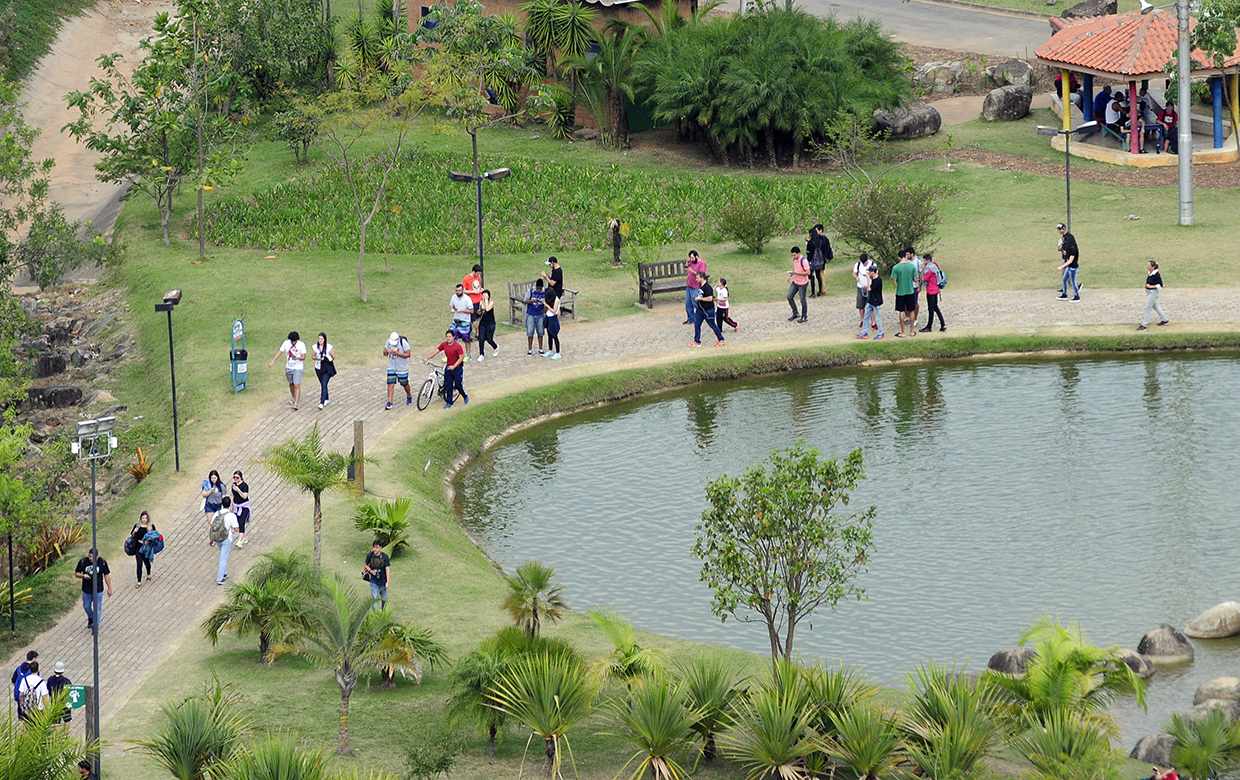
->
[719, 197, 780, 253]
[272, 106, 322, 164]
[351, 497, 411, 555]
[123, 447, 153, 482]
[118, 420, 164, 453]
[830, 181, 942, 273]
[18, 521, 88, 576]
[404, 723, 465, 780]
[543, 83, 576, 140]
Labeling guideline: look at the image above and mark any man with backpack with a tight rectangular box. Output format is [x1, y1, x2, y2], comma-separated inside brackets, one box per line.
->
[16, 660, 48, 721]
[11, 650, 36, 696]
[74, 549, 112, 629]
[920, 254, 947, 332]
[209, 496, 240, 585]
[806, 224, 833, 298]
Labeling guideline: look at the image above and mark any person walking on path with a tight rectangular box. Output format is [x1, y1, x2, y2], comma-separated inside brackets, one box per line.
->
[363, 541, 392, 610]
[268, 331, 307, 410]
[689, 271, 726, 347]
[910, 248, 925, 327]
[1138, 260, 1170, 330]
[130, 511, 157, 587]
[210, 496, 239, 585]
[16, 660, 47, 722]
[684, 251, 707, 324]
[312, 332, 336, 410]
[715, 277, 738, 332]
[523, 279, 547, 356]
[46, 661, 71, 725]
[11, 650, 36, 700]
[477, 290, 499, 361]
[449, 284, 475, 359]
[463, 264, 483, 327]
[806, 224, 833, 298]
[426, 330, 470, 408]
[541, 256, 564, 300]
[858, 266, 884, 340]
[853, 254, 875, 330]
[544, 288, 563, 359]
[383, 332, 413, 410]
[920, 254, 947, 332]
[74, 549, 111, 629]
[231, 471, 251, 548]
[1056, 223, 1081, 301]
[891, 250, 919, 337]
[786, 247, 810, 323]
[201, 470, 224, 540]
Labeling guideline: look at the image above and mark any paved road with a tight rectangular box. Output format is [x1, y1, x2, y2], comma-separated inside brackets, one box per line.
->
[800, 0, 1052, 57]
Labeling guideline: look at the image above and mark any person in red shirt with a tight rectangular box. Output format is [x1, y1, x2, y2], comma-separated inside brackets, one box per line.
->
[462, 264, 483, 335]
[425, 330, 469, 408]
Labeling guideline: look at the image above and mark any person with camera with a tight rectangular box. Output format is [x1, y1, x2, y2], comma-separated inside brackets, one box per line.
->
[363, 541, 391, 610]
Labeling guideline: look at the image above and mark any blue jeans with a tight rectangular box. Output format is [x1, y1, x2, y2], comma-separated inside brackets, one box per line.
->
[316, 368, 331, 404]
[693, 306, 724, 344]
[81, 591, 102, 625]
[685, 287, 698, 321]
[1061, 267, 1080, 296]
[863, 303, 883, 337]
[217, 537, 232, 582]
[370, 581, 388, 610]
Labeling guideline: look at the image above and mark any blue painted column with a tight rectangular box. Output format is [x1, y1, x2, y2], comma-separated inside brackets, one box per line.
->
[1212, 76, 1224, 148]
[1083, 73, 1094, 122]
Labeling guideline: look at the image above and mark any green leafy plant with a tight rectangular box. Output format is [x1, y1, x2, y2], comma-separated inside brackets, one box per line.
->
[824, 703, 904, 780]
[485, 652, 597, 778]
[351, 497, 412, 555]
[215, 734, 334, 780]
[124, 447, 154, 482]
[675, 653, 745, 763]
[609, 676, 704, 780]
[1013, 710, 1123, 780]
[1166, 708, 1240, 780]
[718, 197, 780, 254]
[404, 723, 465, 780]
[272, 106, 322, 164]
[803, 661, 878, 739]
[719, 663, 819, 780]
[902, 664, 997, 780]
[502, 560, 568, 638]
[830, 181, 942, 273]
[0, 692, 96, 779]
[587, 607, 663, 691]
[201, 578, 311, 664]
[130, 678, 248, 780]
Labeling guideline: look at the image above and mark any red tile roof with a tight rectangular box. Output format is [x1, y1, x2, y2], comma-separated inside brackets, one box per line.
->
[1036, 10, 1240, 77]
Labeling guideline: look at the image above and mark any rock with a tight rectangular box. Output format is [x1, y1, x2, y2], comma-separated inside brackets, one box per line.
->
[70, 349, 86, 367]
[983, 84, 1033, 121]
[573, 128, 600, 141]
[109, 472, 135, 496]
[1195, 678, 1240, 704]
[986, 59, 1037, 89]
[1062, 0, 1117, 18]
[987, 647, 1036, 675]
[25, 386, 84, 409]
[913, 60, 965, 94]
[35, 354, 66, 379]
[1047, 0, 1056, 5]
[1138, 624, 1195, 663]
[31, 335, 51, 354]
[46, 317, 73, 344]
[83, 313, 116, 338]
[1185, 602, 1240, 638]
[873, 104, 942, 140]
[1130, 733, 1175, 767]
[1188, 698, 1240, 724]
[1117, 648, 1155, 679]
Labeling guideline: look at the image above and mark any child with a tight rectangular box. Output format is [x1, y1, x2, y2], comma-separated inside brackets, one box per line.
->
[858, 267, 884, 340]
[715, 277, 738, 332]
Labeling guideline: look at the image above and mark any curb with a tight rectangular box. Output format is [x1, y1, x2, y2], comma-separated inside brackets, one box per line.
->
[912, 0, 1054, 21]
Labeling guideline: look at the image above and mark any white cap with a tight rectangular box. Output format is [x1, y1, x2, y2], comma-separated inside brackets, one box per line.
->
[387, 332, 400, 346]
[54, 662, 65, 673]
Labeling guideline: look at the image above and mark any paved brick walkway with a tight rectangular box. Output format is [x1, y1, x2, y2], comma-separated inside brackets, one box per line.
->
[9, 285, 1239, 737]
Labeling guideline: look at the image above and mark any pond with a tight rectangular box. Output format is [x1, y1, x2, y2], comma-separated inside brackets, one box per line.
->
[454, 353, 1240, 745]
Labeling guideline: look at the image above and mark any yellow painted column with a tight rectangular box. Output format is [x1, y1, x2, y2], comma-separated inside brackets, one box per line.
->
[1230, 73, 1239, 135]
[1062, 69, 1072, 131]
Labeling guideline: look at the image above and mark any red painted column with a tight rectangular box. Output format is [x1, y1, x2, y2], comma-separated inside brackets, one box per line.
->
[1129, 81, 1139, 153]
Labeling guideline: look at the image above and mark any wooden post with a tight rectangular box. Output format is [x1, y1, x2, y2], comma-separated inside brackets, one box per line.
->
[353, 421, 365, 497]
[1129, 80, 1139, 153]
[84, 685, 98, 775]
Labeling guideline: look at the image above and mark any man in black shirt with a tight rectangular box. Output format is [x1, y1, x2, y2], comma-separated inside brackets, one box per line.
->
[1055, 223, 1081, 302]
[540, 257, 563, 300]
[46, 661, 72, 724]
[363, 541, 392, 610]
[74, 549, 112, 629]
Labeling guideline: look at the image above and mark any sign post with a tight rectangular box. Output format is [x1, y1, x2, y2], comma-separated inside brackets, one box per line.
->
[230, 319, 247, 393]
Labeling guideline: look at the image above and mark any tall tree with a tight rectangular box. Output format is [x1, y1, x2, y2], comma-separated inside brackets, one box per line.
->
[201, 578, 311, 663]
[691, 443, 875, 663]
[564, 22, 645, 149]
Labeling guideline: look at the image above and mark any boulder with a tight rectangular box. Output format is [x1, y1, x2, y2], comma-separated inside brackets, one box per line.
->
[1185, 601, 1240, 638]
[1188, 698, 1240, 724]
[1138, 624, 1195, 663]
[46, 316, 74, 344]
[1062, 0, 1117, 18]
[1117, 648, 1155, 679]
[1129, 732, 1175, 767]
[987, 647, 1036, 676]
[913, 60, 965, 94]
[983, 85, 1033, 121]
[986, 59, 1037, 89]
[70, 349, 86, 367]
[25, 386, 84, 409]
[35, 354, 65, 379]
[1194, 677, 1240, 704]
[873, 104, 942, 140]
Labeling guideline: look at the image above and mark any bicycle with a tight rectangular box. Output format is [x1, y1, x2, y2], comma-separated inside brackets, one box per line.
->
[416, 362, 446, 411]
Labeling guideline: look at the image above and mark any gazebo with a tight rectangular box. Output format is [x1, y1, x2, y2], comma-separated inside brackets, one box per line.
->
[1036, 9, 1240, 163]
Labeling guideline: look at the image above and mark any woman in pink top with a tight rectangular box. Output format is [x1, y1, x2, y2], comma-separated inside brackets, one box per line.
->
[684, 250, 706, 324]
[919, 253, 946, 332]
[786, 246, 810, 323]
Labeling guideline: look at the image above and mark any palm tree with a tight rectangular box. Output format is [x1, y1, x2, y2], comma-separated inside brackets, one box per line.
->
[1013, 710, 1124, 780]
[587, 607, 662, 690]
[377, 622, 449, 688]
[201, 578, 312, 664]
[260, 423, 366, 567]
[719, 663, 818, 780]
[502, 560, 568, 638]
[486, 652, 597, 778]
[1166, 709, 1240, 780]
[900, 663, 997, 780]
[130, 680, 248, 780]
[247, 547, 319, 592]
[520, 0, 596, 78]
[351, 498, 412, 555]
[0, 693, 95, 780]
[564, 23, 645, 149]
[825, 704, 904, 780]
[276, 575, 447, 754]
[675, 653, 744, 764]
[213, 734, 335, 780]
[803, 661, 878, 739]
[609, 676, 703, 780]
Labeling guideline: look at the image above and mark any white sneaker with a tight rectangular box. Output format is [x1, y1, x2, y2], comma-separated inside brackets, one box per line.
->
[551, 353, 562, 360]
[323, 399, 330, 406]
[316, 403, 324, 409]
[476, 355, 484, 361]
[492, 348, 498, 357]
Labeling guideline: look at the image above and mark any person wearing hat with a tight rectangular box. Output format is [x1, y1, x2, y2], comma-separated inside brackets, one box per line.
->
[1055, 223, 1081, 302]
[383, 332, 413, 410]
[46, 661, 71, 724]
[540, 257, 563, 300]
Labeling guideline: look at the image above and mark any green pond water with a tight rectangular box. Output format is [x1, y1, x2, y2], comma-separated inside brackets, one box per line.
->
[454, 353, 1240, 745]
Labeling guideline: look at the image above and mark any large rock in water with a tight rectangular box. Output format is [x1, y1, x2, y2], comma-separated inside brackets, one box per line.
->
[1130, 733, 1175, 767]
[1188, 698, 1240, 724]
[1138, 624, 1195, 663]
[1062, 0, 1117, 18]
[1185, 602, 1240, 638]
[1117, 648, 1155, 679]
[983, 85, 1033, 121]
[1195, 678, 1240, 704]
[987, 647, 1036, 675]
[873, 105, 941, 140]
[986, 59, 1037, 89]
[913, 61, 965, 94]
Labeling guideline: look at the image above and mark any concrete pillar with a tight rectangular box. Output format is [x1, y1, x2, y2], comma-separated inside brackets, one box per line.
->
[1129, 81, 1139, 153]
[1062, 69, 1072, 131]
[1083, 73, 1094, 122]
[1212, 76, 1224, 148]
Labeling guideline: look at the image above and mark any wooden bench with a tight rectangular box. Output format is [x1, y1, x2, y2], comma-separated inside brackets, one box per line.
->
[638, 260, 687, 309]
[507, 279, 578, 326]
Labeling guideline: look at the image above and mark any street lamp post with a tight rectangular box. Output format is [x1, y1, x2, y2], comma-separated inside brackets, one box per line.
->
[154, 290, 182, 472]
[71, 416, 117, 779]
[1036, 121, 1099, 233]
[449, 139, 510, 288]
[1141, 0, 1194, 225]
